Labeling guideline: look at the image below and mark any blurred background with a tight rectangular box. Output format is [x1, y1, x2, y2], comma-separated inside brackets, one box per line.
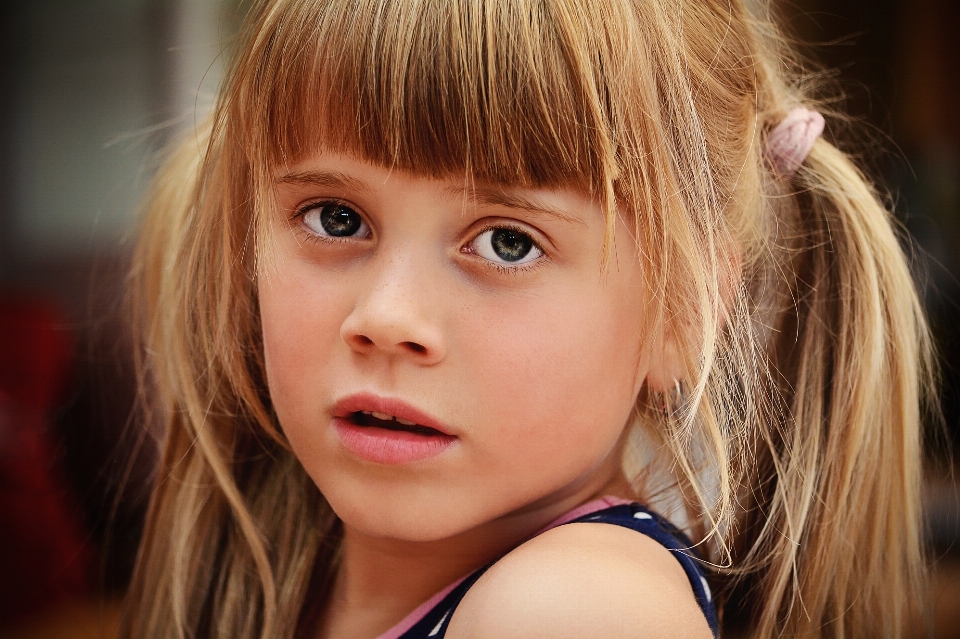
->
[0, 0, 957, 637]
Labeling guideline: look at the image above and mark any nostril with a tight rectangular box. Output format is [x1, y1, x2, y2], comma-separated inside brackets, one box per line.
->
[404, 341, 426, 353]
[356, 335, 374, 346]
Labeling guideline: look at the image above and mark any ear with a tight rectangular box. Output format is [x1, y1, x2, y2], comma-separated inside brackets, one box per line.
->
[640, 240, 743, 395]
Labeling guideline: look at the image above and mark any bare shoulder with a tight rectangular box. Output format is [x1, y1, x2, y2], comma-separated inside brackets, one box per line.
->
[444, 522, 713, 639]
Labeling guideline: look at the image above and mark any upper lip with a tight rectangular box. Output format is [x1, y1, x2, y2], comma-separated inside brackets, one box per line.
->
[332, 392, 455, 436]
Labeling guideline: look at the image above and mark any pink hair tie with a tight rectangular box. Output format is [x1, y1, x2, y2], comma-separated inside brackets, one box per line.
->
[766, 107, 825, 177]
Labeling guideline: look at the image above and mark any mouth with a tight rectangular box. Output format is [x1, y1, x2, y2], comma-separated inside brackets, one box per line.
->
[332, 392, 455, 436]
[347, 410, 447, 436]
[332, 393, 456, 464]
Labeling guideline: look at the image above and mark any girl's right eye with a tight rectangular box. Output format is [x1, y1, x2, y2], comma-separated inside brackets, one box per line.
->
[300, 202, 370, 239]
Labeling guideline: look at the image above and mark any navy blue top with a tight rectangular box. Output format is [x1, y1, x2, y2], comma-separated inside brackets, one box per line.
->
[393, 502, 719, 638]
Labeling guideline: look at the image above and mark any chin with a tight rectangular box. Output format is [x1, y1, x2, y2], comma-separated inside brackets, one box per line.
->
[338, 505, 477, 543]
[319, 480, 481, 542]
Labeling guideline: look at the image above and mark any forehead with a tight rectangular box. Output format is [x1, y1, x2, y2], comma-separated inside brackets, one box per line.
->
[238, 0, 624, 195]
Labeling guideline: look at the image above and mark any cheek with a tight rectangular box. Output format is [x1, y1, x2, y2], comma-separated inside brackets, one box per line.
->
[258, 262, 350, 424]
[456, 279, 645, 463]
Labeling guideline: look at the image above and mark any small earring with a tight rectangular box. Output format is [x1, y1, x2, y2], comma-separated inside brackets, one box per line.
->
[660, 380, 683, 418]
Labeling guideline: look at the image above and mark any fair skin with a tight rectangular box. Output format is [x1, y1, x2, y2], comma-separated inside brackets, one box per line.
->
[259, 152, 710, 638]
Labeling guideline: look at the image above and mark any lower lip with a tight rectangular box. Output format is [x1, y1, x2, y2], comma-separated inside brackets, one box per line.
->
[333, 418, 457, 464]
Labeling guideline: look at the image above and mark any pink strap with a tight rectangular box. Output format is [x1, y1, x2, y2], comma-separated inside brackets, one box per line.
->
[766, 107, 825, 177]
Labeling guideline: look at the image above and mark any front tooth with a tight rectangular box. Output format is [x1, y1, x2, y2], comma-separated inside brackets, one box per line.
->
[360, 410, 372, 415]
[395, 417, 416, 426]
[371, 411, 392, 421]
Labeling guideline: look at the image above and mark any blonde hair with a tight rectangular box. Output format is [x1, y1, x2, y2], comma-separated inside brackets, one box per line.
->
[122, 0, 933, 637]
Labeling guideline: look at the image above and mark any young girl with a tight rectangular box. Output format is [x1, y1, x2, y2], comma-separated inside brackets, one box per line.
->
[122, 0, 932, 637]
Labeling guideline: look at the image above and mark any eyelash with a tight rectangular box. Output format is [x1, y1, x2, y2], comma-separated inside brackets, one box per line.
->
[289, 202, 547, 274]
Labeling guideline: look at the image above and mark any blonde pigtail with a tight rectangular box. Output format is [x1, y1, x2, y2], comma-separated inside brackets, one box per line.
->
[725, 137, 933, 637]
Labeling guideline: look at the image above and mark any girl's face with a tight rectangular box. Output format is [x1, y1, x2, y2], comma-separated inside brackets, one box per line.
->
[260, 152, 668, 542]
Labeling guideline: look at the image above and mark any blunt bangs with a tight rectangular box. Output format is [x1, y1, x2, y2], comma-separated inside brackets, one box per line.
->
[230, 0, 628, 191]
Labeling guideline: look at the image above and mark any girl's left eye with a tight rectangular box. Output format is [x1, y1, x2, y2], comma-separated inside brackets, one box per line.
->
[300, 202, 370, 239]
[468, 227, 543, 266]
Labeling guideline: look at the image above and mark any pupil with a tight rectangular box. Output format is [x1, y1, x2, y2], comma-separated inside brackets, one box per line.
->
[491, 228, 533, 262]
[320, 204, 361, 236]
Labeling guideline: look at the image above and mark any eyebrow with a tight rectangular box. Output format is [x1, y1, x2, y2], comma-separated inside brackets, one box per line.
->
[276, 170, 586, 226]
[275, 169, 373, 195]
[443, 185, 587, 226]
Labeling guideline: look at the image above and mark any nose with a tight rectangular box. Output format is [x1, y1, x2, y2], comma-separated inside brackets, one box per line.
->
[339, 255, 446, 364]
